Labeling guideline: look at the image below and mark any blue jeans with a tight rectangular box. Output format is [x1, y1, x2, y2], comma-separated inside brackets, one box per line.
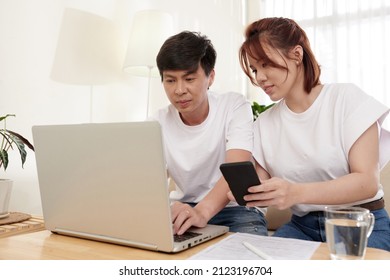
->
[273, 208, 390, 251]
[187, 203, 268, 236]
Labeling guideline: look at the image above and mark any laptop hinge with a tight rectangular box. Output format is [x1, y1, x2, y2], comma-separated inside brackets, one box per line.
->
[54, 228, 158, 251]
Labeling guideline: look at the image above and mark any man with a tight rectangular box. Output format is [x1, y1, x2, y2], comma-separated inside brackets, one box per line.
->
[154, 31, 267, 236]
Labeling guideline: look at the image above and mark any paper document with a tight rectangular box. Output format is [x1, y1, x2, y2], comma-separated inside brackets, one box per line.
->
[189, 232, 321, 260]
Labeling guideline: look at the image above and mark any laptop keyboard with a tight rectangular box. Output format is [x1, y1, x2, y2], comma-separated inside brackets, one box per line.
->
[174, 231, 202, 243]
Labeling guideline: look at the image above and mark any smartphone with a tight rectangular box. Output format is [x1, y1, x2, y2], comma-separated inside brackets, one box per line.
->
[219, 161, 260, 206]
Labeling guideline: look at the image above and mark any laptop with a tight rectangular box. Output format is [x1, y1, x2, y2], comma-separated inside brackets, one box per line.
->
[32, 121, 228, 253]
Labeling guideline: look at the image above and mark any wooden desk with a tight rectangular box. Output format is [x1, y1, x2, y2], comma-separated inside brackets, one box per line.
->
[0, 230, 389, 260]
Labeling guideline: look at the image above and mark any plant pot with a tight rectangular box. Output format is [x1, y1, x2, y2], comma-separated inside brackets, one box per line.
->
[0, 179, 12, 218]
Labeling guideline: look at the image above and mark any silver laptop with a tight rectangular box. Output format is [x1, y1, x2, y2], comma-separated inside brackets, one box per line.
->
[32, 121, 228, 253]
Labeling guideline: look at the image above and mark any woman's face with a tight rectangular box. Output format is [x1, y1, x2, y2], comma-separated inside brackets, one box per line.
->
[248, 44, 301, 102]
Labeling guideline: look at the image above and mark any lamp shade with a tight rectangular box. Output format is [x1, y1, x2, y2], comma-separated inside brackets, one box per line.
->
[123, 10, 174, 77]
[50, 8, 121, 85]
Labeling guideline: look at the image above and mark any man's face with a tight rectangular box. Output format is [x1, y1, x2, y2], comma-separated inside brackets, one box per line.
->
[162, 65, 215, 125]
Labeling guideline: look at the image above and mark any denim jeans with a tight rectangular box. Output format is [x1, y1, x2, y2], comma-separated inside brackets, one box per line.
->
[187, 203, 268, 236]
[273, 208, 390, 251]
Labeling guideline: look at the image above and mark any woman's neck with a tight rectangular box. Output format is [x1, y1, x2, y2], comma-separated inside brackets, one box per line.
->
[285, 84, 323, 113]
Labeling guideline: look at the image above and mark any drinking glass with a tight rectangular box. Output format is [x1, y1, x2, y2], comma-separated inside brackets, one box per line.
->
[325, 206, 374, 260]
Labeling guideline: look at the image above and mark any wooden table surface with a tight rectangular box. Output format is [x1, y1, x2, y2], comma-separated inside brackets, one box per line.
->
[0, 230, 389, 260]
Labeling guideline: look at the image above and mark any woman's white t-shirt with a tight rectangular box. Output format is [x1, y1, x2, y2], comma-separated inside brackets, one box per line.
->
[154, 91, 253, 204]
[253, 83, 389, 216]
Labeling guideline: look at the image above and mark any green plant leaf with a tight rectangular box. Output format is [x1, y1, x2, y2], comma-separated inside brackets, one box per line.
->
[251, 101, 275, 120]
[0, 149, 9, 171]
[0, 114, 34, 171]
[9, 135, 27, 167]
[0, 130, 14, 147]
[7, 130, 34, 151]
[0, 114, 15, 122]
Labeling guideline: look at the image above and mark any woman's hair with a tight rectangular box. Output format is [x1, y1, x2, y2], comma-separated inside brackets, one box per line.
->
[156, 31, 216, 80]
[239, 17, 321, 93]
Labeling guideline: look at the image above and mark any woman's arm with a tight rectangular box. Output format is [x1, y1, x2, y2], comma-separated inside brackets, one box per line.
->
[245, 123, 380, 209]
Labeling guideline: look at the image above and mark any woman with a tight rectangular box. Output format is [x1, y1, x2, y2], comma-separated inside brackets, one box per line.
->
[237, 17, 390, 250]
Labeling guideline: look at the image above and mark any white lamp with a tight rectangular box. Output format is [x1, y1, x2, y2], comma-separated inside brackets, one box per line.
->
[123, 10, 174, 117]
[50, 8, 121, 121]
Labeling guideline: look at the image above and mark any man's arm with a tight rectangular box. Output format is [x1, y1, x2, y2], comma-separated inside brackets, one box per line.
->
[171, 149, 252, 235]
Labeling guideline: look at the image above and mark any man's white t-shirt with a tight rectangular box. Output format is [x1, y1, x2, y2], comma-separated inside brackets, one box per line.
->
[253, 83, 389, 216]
[154, 91, 253, 204]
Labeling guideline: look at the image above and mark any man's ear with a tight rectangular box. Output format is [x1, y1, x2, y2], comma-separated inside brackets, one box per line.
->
[208, 69, 216, 88]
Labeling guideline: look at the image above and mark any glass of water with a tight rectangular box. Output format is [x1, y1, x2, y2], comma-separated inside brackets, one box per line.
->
[325, 206, 375, 260]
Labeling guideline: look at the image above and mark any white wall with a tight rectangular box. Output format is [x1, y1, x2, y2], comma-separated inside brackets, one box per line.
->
[0, 0, 247, 215]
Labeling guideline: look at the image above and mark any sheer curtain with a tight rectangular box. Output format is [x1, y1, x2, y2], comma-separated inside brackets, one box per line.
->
[249, 0, 390, 128]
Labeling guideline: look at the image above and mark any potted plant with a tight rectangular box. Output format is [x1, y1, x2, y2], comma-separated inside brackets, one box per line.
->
[0, 114, 34, 218]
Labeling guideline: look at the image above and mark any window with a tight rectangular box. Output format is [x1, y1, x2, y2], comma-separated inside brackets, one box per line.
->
[256, 0, 390, 128]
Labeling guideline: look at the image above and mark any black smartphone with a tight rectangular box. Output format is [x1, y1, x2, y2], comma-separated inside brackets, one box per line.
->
[219, 161, 260, 206]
